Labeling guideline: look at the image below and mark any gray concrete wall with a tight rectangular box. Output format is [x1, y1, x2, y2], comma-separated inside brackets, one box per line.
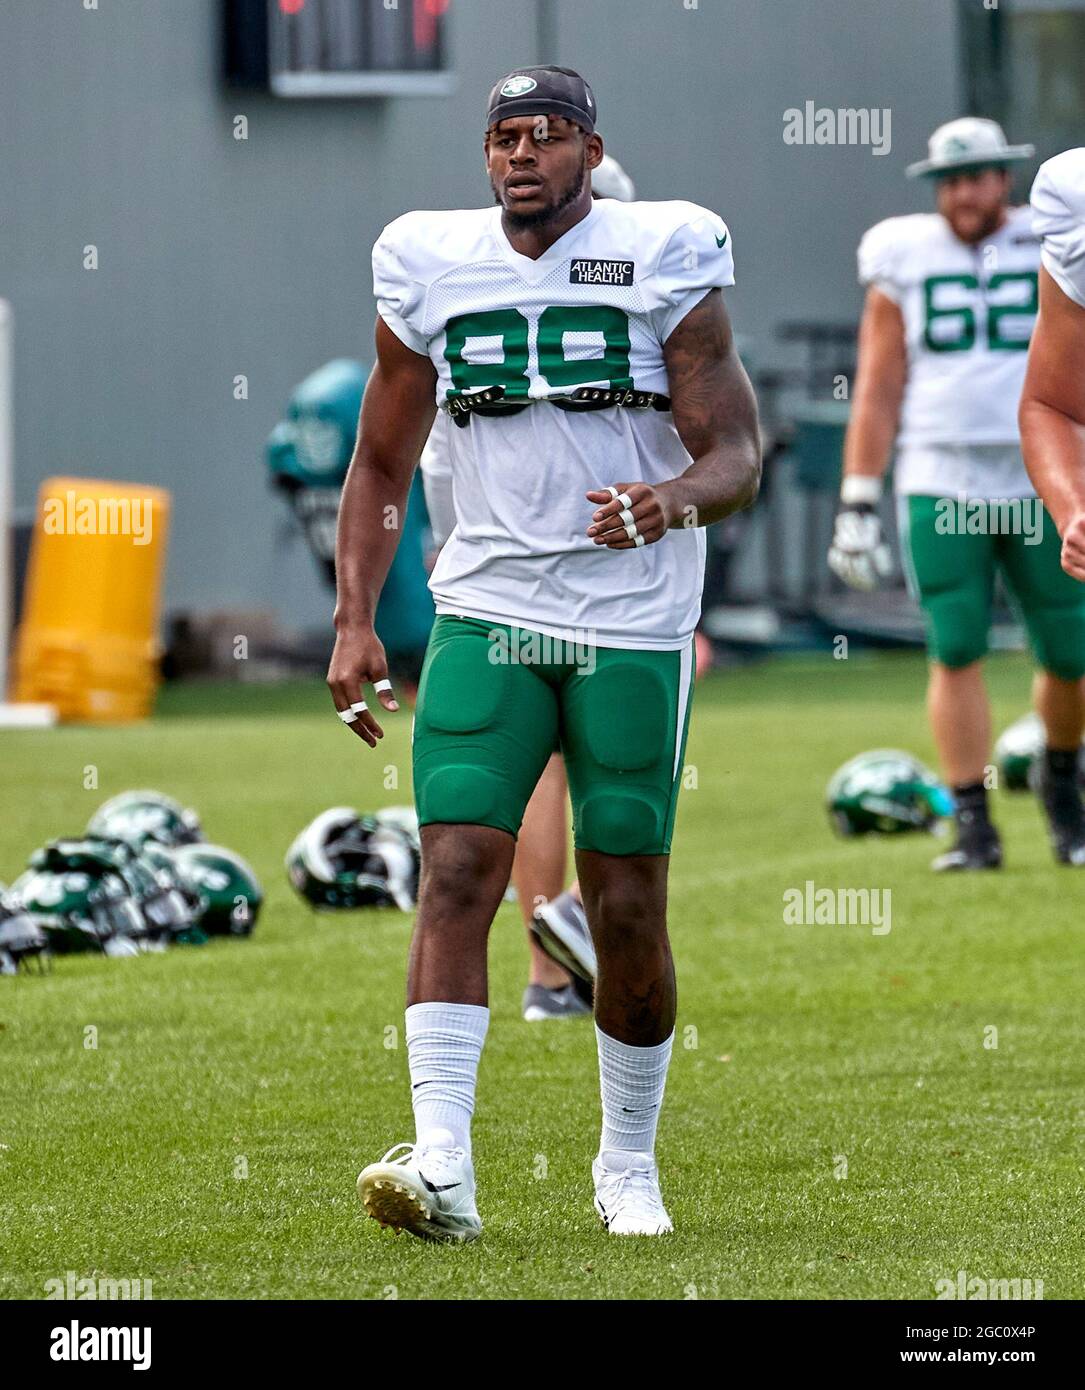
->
[1, 0, 964, 627]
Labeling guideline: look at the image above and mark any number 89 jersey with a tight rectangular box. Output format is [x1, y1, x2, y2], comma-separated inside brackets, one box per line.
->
[857, 206, 1040, 452]
[372, 198, 735, 651]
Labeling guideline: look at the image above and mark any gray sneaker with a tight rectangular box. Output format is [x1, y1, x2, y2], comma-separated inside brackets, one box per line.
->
[531, 890, 596, 983]
[522, 982, 592, 1022]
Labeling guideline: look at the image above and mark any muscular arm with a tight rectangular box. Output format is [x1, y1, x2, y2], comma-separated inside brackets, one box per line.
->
[585, 288, 759, 545]
[841, 286, 907, 484]
[659, 287, 761, 527]
[1019, 265, 1085, 563]
[327, 316, 436, 744]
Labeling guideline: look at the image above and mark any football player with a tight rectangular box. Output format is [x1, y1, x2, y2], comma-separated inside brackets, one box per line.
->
[1020, 149, 1085, 581]
[419, 152, 639, 1024]
[829, 118, 1085, 870]
[328, 65, 760, 1240]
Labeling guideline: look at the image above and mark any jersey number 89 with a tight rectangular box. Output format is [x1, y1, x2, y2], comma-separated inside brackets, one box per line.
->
[443, 306, 634, 399]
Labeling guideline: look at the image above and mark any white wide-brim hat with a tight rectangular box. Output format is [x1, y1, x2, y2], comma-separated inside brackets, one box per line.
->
[906, 117, 1034, 179]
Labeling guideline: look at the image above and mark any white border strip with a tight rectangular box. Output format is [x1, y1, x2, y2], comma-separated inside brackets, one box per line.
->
[269, 71, 457, 98]
[672, 640, 694, 782]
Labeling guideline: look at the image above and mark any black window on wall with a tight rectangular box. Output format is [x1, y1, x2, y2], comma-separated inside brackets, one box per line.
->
[959, 0, 1085, 180]
[223, 0, 454, 97]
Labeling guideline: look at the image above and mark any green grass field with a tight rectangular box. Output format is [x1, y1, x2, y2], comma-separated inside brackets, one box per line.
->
[1, 651, 1081, 1301]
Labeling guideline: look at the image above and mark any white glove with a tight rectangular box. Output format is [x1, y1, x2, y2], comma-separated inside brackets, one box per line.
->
[827, 505, 893, 591]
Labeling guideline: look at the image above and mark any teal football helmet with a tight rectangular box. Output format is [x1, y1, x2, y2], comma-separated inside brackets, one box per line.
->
[827, 750, 955, 836]
[267, 359, 369, 584]
[269, 358, 368, 488]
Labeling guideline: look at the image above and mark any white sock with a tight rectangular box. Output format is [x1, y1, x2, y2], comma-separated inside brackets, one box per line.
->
[596, 1024, 674, 1158]
[405, 1002, 489, 1155]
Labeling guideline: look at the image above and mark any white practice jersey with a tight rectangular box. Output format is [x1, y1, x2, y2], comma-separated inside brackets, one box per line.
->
[858, 206, 1039, 497]
[419, 410, 455, 551]
[1031, 148, 1085, 310]
[374, 198, 735, 650]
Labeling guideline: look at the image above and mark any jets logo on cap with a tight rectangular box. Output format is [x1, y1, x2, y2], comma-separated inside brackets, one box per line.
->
[501, 75, 538, 97]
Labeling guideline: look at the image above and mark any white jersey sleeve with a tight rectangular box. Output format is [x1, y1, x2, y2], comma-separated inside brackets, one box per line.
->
[372, 215, 429, 354]
[1030, 149, 1085, 310]
[857, 218, 904, 303]
[642, 203, 735, 342]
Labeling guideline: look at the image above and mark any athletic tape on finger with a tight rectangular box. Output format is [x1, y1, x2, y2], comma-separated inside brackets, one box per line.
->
[373, 679, 393, 693]
[337, 708, 358, 724]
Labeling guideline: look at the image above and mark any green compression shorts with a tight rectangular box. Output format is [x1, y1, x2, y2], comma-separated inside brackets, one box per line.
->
[899, 494, 1085, 678]
[411, 615, 696, 856]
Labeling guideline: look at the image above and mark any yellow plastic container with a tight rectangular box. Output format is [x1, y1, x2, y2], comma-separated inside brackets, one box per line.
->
[11, 477, 170, 721]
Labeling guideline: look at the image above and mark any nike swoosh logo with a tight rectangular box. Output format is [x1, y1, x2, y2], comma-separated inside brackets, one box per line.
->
[420, 1175, 461, 1194]
[715, 232, 728, 248]
[621, 1106, 654, 1113]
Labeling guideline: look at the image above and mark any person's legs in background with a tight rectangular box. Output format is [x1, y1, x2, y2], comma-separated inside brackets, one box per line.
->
[1000, 513, 1085, 863]
[513, 752, 593, 1019]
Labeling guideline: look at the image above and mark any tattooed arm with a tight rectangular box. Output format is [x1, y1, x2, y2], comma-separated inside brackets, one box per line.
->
[584, 289, 760, 547]
[660, 288, 761, 526]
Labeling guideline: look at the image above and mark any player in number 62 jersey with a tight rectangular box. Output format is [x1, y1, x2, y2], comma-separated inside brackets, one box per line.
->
[828, 118, 1085, 870]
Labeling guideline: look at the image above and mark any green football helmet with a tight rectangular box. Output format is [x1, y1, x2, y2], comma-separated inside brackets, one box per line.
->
[827, 750, 955, 836]
[13, 840, 149, 954]
[131, 841, 209, 945]
[994, 712, 1085, 792]
[165, 842, 263, 936]
[87, 790, 203, 848]
[285, 807, 419, 911]
[14, 837, 205, 953]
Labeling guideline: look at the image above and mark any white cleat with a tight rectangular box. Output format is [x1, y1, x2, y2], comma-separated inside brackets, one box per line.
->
[592, 1149, 674, 1236]
[357, 1128, 482, 1244]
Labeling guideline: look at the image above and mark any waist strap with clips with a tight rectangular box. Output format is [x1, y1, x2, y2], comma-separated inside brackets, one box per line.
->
[445, 384, 671, 428]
